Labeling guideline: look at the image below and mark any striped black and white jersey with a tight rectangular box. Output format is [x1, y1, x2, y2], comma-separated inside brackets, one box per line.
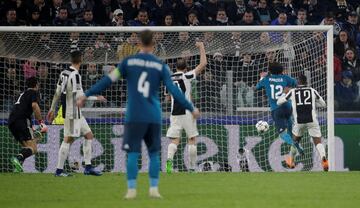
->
[55, 66, 84, 119]
[277, 86, 326, 124]
[169, 70, 196, 115]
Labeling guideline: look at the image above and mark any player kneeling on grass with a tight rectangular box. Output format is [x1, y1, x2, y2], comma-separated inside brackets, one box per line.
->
[166, 42, 207, 173]
[9, 77, 48, 172]
[47, 51, 105, 177]
[277, 74, 328, 171]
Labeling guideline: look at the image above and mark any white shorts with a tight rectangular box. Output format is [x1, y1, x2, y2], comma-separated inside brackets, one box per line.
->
[166, 112, 199, 138]
[292, 122, 322, 138]
[64, 117, 91, 138]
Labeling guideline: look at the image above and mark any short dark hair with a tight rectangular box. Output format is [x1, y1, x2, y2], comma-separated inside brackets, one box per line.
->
[268, 62, 284, 75]
[71, 50, 82, 64]
[140, 30, 154, 47]
[59, 6, 68, 12]
[297, 8, 307, 14]
[26, 77, 38, 88]
[176, 58, 187, 70]
[298, 74, 307, 85]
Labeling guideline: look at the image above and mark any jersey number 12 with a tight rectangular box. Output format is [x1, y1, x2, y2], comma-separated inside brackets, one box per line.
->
[270, 84, 283, 99]
[138, 72, 150, 98]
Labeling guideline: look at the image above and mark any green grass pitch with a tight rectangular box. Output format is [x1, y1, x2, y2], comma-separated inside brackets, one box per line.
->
[0, 172, 359, 208]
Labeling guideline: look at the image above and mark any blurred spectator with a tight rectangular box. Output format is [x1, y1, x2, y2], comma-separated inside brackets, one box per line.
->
[334, 30, 356, 58]
[256, 0, 273, 25]
[23, 57, 38, 79]
[37, 63, 51, 109]
[1, 67, 21, 111]
[357, 24, 360, 56]
[271, 12, 289, 25]
[180, 0, 204, 25]
[235, 52, 258, 107]
[153, 32, 167, 57]
[294, 8, 309, 25]
[342, 48, 360, 83]
[341, 11, 358, 41]
[237, 9, 258, 25]
[162, 13, 175, 26]
[0, 9, 20, 26]
[28, 7, 44, 26]
[281, 0, 297, 22]
[31, 0, 51, 25]
[94, 33, 112, 59]
[149, 0, 171, 26]
[49, 0, 63, 20]
[111, 9, 126, 26]
[53, 6, 74, 26]
[334, 0, 354, 22]
[230, 32, 242, 57]
[198, 71, 221, 112]
[334, 55, 343, 82]
[320, 12, 342, 37]
[203, 0, 225, 23]
[117, 32, 139, 59]
[335, 70, 359, 110]
[83, 46, 95, 62]
[203, 32, 215, 48]
[10, 0, 27, 23]
[82, 63, 101, 90]
[187, 10, 200, 26]
[211, 8, 231, 25]
[38, 33, 56, 54]
[77, 9, 97, 26]
[128, 9, 155, 26]
[227, 0, 247, 24]
[66, 0, 91, 21]
[93, 0, 115, 26]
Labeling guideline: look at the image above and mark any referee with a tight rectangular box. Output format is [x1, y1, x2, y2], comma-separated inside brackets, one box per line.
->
[8, 77, 48, 172]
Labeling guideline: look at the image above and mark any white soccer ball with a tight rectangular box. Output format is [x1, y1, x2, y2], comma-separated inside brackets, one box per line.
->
[255, 120, 269, 133]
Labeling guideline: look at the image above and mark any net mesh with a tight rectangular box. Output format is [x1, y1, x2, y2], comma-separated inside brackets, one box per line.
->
[0, 28, 329, 172]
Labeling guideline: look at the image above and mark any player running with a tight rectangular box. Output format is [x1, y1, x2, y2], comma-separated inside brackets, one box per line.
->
[256, 62, 304, 155]
[77, 30, 199, 199]
[166, 42, 207, 173]
[47, 51, 105, 177]
[8, 77, 48, 172]
[277, 74, 328, 171]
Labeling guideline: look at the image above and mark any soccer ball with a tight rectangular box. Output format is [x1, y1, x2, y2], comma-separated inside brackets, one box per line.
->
[255, 120, 269, 133]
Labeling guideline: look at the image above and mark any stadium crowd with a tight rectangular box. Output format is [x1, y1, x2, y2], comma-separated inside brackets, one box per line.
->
[1, 0, 360, 111]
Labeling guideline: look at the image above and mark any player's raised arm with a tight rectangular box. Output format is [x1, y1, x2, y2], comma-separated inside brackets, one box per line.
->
[162, 64, 199, 118]
[193, 42, 207, 76]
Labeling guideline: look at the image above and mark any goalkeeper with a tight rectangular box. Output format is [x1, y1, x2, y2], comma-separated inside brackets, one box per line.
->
[8, 77, 48, 172]
[256, 62, 304, 155]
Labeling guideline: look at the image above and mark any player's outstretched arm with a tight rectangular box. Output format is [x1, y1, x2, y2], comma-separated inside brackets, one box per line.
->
[277, 89, 293, 105]
[47, 84, 61, 123]
[194, 42, 207, 76]
[32, 102, 48, 133]
[314, 90, 327, 107]
[78, 68, 121, 107]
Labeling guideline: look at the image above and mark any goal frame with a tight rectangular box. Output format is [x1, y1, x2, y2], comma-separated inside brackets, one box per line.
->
[0, 25, 335, 171]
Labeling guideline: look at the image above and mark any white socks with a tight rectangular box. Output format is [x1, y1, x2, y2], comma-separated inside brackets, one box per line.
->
[316, 143, 326, 159]
[188, 144, 197, 169]
[167, 143, 177, 160]
[57, 141, 70, 169]
[83, 139, 92, 165]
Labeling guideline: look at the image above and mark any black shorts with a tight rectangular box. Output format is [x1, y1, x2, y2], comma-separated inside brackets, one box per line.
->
[8, 119, 33, 142]
[123, 122, 161, 153]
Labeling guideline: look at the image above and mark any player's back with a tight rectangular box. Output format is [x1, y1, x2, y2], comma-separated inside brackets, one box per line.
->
[8, 89, 39, 124]
[119, 53, 165, 123]
[58, 67, 82, 119]
[256, 74, 296, 110]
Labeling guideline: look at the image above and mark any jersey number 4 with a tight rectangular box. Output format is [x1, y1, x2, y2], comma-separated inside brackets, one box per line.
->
[138, 72, 150, 98]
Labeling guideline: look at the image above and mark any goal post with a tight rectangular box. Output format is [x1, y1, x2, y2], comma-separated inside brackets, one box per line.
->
[0, 25, 334, 172]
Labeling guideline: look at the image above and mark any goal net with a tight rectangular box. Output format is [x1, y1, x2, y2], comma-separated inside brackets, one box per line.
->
[0, 26, 334, 173]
